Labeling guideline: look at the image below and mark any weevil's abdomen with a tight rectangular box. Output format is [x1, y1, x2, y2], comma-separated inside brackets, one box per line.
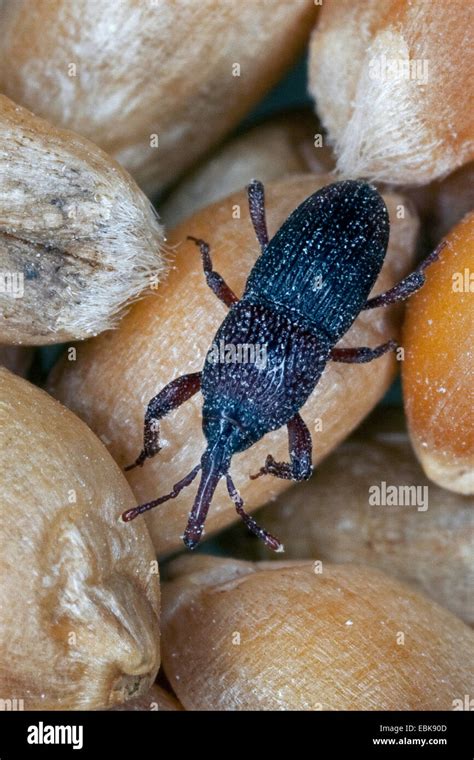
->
[201, 301, 330, 451]
[243, 180, 389, 342]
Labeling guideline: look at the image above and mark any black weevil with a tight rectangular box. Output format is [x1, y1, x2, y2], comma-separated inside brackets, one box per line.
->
[122, 179, 441, 551]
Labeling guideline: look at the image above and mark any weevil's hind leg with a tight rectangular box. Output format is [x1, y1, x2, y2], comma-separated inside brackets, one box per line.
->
[226, 474, 283, 552]
[247, 179, 269, 251]
[122, 464, 201, 522]
[187, 236, 239, 308]
[330, 339, 397, 363]
[125, 372, 201, 471]
[250, 412, 313, 482]
[363, 241, 447, 310]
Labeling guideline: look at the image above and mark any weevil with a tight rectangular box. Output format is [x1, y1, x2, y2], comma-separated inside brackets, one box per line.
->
[122, 179, 442, 551]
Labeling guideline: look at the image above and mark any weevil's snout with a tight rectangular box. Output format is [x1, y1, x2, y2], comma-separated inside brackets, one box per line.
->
[182, 443, 229, 550]
[182, 523, 202, 550]
[203, 408, 257, 457]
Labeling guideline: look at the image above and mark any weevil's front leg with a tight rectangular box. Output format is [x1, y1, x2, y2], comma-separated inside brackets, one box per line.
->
[125, 372, 201, 471]
[187, 236, 239, 308]
[330, 339, 397, 363]
[363, 241, 446, 310]
[250, 412, 312, 481]
[247, 179, 269, 250]
[226, 474, 283, 552]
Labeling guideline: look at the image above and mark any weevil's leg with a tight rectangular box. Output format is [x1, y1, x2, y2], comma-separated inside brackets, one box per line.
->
[363, 241, 447, 310]
[226, 474, 283, 552]
[187, 236, 239, 307]
[247, 179, 269, 250]
[250, 412, 312, 482]
[330, 339, 397, 363]
[122, 464, 201, 522]
[125, 372, 201, 471]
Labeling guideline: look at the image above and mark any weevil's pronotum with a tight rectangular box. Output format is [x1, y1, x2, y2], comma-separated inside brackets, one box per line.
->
[122, 179, 442, 550]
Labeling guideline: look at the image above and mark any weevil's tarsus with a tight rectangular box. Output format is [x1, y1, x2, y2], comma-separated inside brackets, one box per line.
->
[187, 235, 239, 308]
[330, 339, 397, 363]
[125, 372, 201, 471]
[247, 178, 269, 250]
[226, 473, 283, 552]
[419, 240, 447, 270]
[122, 464, 201, 522]
[250, 412, 313, 482]
[363, 241, 446, 310]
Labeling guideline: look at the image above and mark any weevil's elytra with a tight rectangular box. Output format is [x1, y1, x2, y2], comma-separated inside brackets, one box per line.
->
[122, 179, 442, 551]
[244, 181, 389, 341]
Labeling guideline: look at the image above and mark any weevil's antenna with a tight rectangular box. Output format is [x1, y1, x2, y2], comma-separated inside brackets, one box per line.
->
[121, 464, 201, 522]
[226, 474, 284, 552]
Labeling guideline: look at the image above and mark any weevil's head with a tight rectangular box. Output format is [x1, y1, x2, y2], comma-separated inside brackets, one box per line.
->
[123, 405, 261, 551]
[203, 405, 260, 457]
[183, 407, 261, 550]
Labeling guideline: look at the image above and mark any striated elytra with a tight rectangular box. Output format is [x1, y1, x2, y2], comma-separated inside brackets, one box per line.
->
[123, 179, 441, 551]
